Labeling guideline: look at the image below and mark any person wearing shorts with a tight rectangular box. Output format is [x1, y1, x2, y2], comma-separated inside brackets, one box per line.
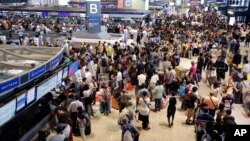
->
[167, 92, 177, 128]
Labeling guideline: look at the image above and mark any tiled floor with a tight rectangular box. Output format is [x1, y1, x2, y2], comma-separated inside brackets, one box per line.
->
[73, 50, 250, 141]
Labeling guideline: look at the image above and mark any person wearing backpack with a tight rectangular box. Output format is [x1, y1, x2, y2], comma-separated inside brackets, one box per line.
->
[99, 84, 111, 115]
[100, 53, 108, 73]
[185, 89, 198, 125]
[138, 91, 151, 130]
[77, 107, 91, 141]
[120, 116, 140, 141]
[232, 80, 243, 104]
[200, 122, 222, 141]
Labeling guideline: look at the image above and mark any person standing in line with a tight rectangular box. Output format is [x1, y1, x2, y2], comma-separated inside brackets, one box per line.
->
[67, 96, 84, 135]
[165, 67, 175, 95]
[77, 107, 90, 141]
[99, 84, 111, 115]
[118, 90, 131, 113]
[138, 91, 151, 130]
[152, 81, 165, 112]
[167, 92, 177, 128]
[203, 92, 219, 117]
[46, 124, 66, 141]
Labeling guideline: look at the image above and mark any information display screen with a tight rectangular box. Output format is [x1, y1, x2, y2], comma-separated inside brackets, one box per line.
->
[0, 99, 16, 126]
[63, 66, 68, 79]
[68, 61, 79, 77]
[16, 93, 26, 112]
[26, 87, 36, 104]
[36, 75, 57, 100]
[57, 70, 63, 87]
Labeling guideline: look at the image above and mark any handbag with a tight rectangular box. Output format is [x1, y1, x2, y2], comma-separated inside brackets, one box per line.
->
[136, 98, 150, 114]
[210, 96, 218, 110]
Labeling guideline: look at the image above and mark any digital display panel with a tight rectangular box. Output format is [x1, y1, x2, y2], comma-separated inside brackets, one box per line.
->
[16, 93, 26, 112]
[26, 87, 36, 104]
[68, 61, 79, 77]
[57, 70, 63, 87]
[36, 75, 57, 100]
[0, 99, 16, 126]
[63, 66, 68, 79]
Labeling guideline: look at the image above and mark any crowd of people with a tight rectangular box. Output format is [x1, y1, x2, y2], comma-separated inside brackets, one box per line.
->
[1, 6, 250, 141]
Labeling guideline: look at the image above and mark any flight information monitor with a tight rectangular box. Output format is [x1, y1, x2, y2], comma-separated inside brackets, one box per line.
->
[26, 87, 36, 104]
[0, 99, 16, 126]
[16, 93, 26, 112]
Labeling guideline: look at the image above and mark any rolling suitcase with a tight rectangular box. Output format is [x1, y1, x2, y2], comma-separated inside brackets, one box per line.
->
[207, 76, 218, 86]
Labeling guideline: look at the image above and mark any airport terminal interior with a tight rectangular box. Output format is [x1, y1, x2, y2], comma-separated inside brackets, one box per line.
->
[0, 0, 250, 141]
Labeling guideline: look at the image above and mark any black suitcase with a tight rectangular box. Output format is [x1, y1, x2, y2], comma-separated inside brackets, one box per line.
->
[85, 124, 91, 135]
[234, 91, 243, 104]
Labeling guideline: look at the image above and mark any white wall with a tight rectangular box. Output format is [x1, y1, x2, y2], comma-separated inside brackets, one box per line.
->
[28, 0, 59, 6]
[132, 0, 150, 10]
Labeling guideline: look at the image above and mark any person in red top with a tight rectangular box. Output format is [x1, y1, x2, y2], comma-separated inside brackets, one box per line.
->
[189, 61, 197, 80]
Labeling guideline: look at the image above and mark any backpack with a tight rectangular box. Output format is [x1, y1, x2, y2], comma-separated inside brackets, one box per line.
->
[201, 130, 212, 141]
[123, 130, 133, 141]
[101, 58, 108, 67]
[102, 89, 109, 102]
[178, 85, 187, 97]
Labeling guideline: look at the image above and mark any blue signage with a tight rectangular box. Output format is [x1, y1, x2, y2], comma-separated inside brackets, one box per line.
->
[86, 0, 101, 33]
[29, 65, 46, 80]
[88, 17, 101, 23]
[42, 11, 49, 17]
[50, 53, 63, 68]
[0, 77, 20, 95]
[58, 12, 70, 17]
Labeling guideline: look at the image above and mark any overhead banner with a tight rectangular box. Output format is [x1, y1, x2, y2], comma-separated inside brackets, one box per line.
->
[86, 0, 101, 33]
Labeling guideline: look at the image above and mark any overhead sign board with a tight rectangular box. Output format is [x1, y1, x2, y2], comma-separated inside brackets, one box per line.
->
[86, 0, 101, 33]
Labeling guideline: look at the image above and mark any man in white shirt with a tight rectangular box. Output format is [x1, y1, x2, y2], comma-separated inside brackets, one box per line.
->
[85, 68, 92, 84]
[137, 71, 147, 87]
[149, 71, 159, 91]
[117, 70, 123, 90]
[242, 60, 250, 74]
[67, 96, 84, 134]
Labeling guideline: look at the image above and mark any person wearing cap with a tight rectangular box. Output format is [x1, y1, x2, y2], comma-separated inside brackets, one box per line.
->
[221, 92, 234, 110]
[46, 124, 66, 141]
[203, 92, 219, 117]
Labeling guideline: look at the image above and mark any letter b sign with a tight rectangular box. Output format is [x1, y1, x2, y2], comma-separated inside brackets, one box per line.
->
[90, 4, 98, 14]
[86, 0, 101, 16]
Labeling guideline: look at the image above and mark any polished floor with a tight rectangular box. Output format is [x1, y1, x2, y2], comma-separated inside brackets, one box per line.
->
[73, 46, 250, 141]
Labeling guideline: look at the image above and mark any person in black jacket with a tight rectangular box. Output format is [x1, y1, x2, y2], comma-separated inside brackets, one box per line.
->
[232, 51, 242, 67]
[197, 53, 205, 75]
[216, 56, 228, 81]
